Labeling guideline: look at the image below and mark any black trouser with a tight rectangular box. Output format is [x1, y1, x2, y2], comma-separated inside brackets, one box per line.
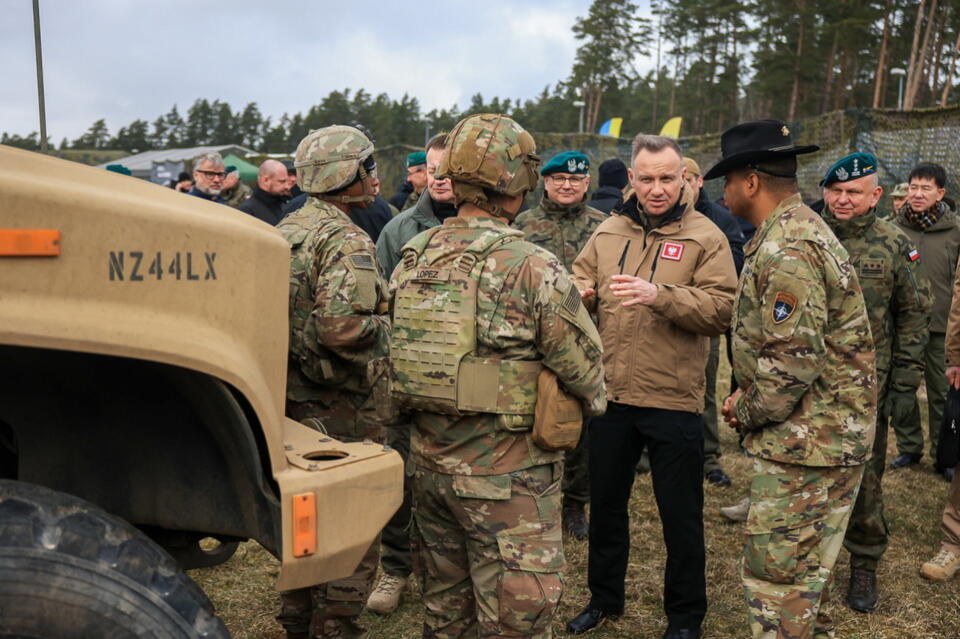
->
[587, 403, 707, 630]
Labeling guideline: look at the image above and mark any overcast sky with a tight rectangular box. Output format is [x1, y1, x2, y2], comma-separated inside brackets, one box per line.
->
[2, 0, 655, 142]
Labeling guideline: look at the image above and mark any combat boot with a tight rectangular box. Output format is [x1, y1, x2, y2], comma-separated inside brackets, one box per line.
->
[720, 496, 750, 522]
[846, 567, 878, 613]
[366, 573, 406, 615]
[563, 500, 589, 541]
[920, 548, 960, 581]
[320, 615, 368, 639]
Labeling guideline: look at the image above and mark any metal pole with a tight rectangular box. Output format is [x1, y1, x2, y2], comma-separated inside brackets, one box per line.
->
[32, 0, 48, 153]
[898, 76, 905, 110]
[579, 105, 584, 134]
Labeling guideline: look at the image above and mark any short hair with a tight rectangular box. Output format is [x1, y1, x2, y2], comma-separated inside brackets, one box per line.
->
[426, 133, 448, 153]
[259, 158, 286, 179]
[193, 151, 225, 170]
[735, 156, 798, 195]
[631, 134, 682, 161]
[909, 162, 947, 189]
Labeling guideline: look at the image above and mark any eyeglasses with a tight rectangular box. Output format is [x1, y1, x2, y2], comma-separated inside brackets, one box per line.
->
[196, 169, 226, 179]
[546, 175, 588, 185]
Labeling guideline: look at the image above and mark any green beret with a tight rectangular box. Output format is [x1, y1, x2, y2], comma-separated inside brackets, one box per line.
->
[225, 165, 237, 174]
[105, 164, 131, 176]
[820, 152, 878, 187]
[541, 151, 590, 176]
[406, 151, 427, 168]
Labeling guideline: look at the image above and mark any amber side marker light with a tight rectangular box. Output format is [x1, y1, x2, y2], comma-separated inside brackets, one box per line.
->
[292, 492, 317, 557]
[0, 229, 60, 256]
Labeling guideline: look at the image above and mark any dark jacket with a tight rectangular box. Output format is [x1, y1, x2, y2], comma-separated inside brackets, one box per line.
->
[586, 185, 622, 215]
[187, 187, 224, 204]
[388, 181, 414, 211]
[694, 189, 745, 274]
[238, 186, 287, 226]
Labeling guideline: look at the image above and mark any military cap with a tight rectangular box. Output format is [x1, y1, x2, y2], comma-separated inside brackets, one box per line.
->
[703, 119, 819, 180]
[891, 182, 909, 198]
[105, 164, 131, 175]
[683, 157, 701, 177]
[406, 151, 427, 168]
[225, 165, 237, 174]
[541, 150, 590, 176]
[819, 152, 878, 187]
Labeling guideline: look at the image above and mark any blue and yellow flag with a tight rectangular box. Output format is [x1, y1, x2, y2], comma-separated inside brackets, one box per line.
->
[598, 117, 623, 138]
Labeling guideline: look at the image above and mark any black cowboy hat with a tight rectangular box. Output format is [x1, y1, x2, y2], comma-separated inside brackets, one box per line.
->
[703, 119, 819, 181]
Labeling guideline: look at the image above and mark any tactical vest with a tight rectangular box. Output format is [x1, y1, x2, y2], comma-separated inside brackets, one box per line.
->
[281, 215, 348, 392]
[391, 229, 543, 417]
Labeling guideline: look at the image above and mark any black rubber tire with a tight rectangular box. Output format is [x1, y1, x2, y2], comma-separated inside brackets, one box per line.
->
[0, 480, 231, 639]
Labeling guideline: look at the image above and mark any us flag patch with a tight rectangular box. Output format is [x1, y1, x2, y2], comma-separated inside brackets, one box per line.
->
[908, 249, 920, 262]
[660, 241, 684, 261]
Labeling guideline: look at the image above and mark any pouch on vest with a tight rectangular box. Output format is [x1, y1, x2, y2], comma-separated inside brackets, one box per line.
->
[937, 387, 960, 470]
[390, 231, 542, 416]
[532, 368, 583, 451]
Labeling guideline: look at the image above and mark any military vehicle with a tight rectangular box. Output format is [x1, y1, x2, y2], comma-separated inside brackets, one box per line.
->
[0, 145, 403, 637]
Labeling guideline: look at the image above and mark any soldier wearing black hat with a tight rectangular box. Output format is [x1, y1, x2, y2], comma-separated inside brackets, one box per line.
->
[710, 120, 876, 639]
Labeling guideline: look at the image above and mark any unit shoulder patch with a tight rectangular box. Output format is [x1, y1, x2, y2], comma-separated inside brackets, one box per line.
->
[772, 291, 798, 324]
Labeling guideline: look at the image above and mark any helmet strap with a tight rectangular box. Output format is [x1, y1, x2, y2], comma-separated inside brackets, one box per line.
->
[320, 164, 376, 206]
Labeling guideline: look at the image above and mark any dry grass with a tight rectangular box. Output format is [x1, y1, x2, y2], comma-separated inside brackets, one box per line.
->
[192, 355, 960, 638]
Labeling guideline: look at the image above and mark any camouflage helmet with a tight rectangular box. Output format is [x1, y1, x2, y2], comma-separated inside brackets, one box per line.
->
[437, 113, 540, 218]
[294, 125, 374, 196]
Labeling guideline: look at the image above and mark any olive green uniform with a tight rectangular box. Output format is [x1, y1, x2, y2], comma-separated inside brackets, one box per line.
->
[821, 208, 931, 571]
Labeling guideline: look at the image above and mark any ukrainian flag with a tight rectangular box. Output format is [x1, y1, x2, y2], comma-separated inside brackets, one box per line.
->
[598, 117, 623, 138]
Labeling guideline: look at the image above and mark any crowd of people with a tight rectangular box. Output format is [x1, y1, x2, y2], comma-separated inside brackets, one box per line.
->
[117, 115, 960, 639]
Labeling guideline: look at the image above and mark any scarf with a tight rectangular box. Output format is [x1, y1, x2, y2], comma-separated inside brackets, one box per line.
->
[902, 199, 946, 231]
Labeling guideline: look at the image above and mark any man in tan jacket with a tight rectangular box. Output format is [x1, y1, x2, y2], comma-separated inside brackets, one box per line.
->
[924, 263, 960, 581]
[566, 134, 737, 639]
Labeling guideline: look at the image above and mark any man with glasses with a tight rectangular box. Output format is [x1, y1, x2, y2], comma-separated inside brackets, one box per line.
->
[891, 163, 960, 481]
[188, 151, 228, 203]
[513, 150, 606, 541]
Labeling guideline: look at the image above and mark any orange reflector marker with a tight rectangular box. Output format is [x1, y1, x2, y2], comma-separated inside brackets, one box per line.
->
[292, 492, 317, 557]
[0, 229, 61, 256]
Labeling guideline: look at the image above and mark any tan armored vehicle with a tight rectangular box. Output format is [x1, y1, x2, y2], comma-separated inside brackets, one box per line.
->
[0, 145, 403, 637]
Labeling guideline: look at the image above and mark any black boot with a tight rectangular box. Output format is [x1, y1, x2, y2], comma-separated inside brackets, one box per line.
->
[847, 567, 878, 613]
[563, 500, 589, 541]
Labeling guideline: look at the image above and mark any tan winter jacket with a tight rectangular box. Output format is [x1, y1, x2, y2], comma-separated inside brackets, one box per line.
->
[573, 191, 737, 413]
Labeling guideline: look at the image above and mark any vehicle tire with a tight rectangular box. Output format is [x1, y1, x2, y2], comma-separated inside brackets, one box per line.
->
[0, 479, 231, 639]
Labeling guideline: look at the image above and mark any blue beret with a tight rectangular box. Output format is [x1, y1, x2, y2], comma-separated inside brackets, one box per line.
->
[105, 164, 131, 176]
[541, 151, 590, 176]
[820, 152, 878, 187]
[406, 151, 427, 168]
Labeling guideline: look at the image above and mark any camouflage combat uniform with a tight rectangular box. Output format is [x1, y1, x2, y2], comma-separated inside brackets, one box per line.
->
[222, 180, 253, 208]
[731, 194, 876, 638]
[276, 196, 391, 638]
[389, 217, 606, 638]
[821, 208, 931, 572]
[512, 196, 606, 508]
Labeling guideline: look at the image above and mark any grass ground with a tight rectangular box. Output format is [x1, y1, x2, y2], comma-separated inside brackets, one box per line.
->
[191, 363, 960, 638]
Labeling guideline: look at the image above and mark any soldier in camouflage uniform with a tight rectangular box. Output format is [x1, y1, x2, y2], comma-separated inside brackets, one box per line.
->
[402, 151, 428, 211]
[817, 152, 932, 613]
[221, 165, 253, 208]
[513, 150, 606, 541]
[706, 121, 877, 639]
[388, 113, 606, 638]
[275, 125, 392, 639]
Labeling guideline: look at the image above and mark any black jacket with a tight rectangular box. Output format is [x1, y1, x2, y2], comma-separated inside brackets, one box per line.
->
[694, 189, 745, 274]
[238, 187, 287, 226]
[586, 185, 622, 215]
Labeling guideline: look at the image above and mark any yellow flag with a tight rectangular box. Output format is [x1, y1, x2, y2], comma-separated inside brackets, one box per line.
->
[660, 117, 682, 139]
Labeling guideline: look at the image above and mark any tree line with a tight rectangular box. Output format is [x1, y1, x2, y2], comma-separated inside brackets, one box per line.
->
[3, 0, 959, 154]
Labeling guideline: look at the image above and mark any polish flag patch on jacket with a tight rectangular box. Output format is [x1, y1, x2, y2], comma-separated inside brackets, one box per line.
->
[660, 241, 684, 261]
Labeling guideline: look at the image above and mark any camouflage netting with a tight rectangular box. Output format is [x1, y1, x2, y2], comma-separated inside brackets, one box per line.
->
[374, 106, 960, 208]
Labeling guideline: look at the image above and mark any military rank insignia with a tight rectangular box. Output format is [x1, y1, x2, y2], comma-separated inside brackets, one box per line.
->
[772, 291, 797, 324]
[660, 241, 684, 261]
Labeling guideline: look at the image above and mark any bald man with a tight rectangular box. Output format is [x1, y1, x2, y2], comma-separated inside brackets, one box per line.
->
[238, 159, 290, 225]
